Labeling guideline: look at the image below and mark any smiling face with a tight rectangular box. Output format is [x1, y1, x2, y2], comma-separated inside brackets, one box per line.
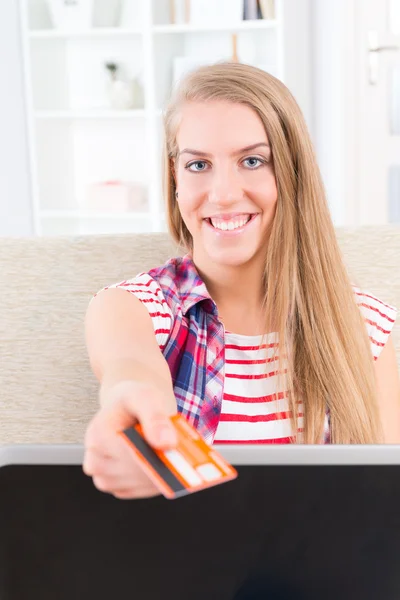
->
[173, 100, 278, 269]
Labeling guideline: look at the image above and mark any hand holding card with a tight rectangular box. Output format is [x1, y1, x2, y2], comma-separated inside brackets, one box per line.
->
[83, 380, 179, 500]
[120, 414, 238, 499]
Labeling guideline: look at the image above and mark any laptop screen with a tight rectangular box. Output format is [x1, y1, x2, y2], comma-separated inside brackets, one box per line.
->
[1, 463, 400, 600]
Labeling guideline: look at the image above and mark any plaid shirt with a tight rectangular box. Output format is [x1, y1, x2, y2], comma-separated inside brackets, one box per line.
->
[147, 254, 330, 445]
[148, 255, 224, 444]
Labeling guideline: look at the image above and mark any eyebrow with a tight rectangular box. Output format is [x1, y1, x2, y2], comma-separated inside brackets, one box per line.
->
[178, 142, 270, 158]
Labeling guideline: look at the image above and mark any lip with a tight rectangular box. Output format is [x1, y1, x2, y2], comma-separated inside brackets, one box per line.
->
[203, 213, 260, 236]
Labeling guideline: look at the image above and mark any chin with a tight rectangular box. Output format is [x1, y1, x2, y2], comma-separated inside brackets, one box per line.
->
[207, 247, 259, 268]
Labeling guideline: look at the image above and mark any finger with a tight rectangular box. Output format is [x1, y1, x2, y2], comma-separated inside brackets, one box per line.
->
[84, 412, 138, 464]
[91, 476, 154, 498]
[113, 488, 160, 500]
[92, 476, 114, 494]
[84, 410, 131, 456]
[91, 476, 140, 495]
[83, 444, 114, 461]
[120, 394, 178, 450]
[85, 388, 178, 453]
[84, 447, 154, 487]
[82, 450, 119, 477]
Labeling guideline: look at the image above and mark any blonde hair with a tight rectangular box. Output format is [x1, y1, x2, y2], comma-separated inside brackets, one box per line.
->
[162, 62, 382, 444]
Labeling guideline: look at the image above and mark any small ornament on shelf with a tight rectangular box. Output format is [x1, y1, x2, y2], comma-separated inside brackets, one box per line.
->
[104, 62, 144, 110]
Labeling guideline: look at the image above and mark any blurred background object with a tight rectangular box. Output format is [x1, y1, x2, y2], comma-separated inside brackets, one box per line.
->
[0, 0, 399, 236]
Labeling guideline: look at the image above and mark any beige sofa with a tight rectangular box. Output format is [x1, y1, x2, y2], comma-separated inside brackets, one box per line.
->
[0, 228, 399, 446]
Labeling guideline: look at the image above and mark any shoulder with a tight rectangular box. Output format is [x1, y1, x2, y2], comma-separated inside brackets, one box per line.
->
[103, 271, 171, 311]
[353, 286, 397, 360]
[92, 255, 201, 349]
[96, 256, 186, 312]
[94, 264, 180, 350]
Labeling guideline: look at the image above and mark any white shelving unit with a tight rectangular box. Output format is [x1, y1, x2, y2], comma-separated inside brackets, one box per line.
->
[19, 0, 285, 236]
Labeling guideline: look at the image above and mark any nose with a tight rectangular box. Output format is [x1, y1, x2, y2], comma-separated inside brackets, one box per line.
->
[208, 165, 244, 207]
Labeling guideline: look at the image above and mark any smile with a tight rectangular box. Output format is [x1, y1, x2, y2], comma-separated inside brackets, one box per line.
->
[203, 213, 259, 235]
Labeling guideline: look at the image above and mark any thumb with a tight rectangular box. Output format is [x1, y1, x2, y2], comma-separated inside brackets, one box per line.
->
[119, 394, 178, 450]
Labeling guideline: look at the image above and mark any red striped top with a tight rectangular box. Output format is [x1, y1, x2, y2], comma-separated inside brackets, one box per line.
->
[100, 275, 397, 444]
[213, 332, 299, 444]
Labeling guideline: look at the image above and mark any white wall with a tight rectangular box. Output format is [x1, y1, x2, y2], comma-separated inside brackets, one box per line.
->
[311, 0, 357, 226]
[283, 0, 313, 137]
[0, 1, 33, 236]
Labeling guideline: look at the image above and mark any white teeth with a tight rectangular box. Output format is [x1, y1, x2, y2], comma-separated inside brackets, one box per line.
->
[210, 215, 251, 231]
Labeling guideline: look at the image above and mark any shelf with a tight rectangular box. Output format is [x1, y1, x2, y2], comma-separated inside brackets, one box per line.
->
[152, 20, 278, 34]
[29, 28, 142, 40]
[28, 21, 277, 38]
[40, 210, 151, 220]
[34, 109, 146, 120]
[22, 0, 283, 237]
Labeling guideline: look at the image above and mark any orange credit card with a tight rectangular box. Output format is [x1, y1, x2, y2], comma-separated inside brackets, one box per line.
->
[120, 414, 238, 500]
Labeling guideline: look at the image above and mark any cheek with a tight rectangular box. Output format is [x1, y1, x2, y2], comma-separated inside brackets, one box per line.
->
[175, 189, 201, 228]
[252, 170, 278, 207]
[177, 168, 207, 213]
[177, 198, 203, 226]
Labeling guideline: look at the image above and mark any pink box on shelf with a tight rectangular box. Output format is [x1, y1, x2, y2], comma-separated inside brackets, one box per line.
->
[85, 181, 147, 213]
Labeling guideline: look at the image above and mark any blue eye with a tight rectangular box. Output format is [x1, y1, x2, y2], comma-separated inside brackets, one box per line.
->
[186, 161, 208, 172]
[243, 157, 264, 169]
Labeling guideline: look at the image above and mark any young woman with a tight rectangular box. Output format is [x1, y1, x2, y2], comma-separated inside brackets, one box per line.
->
[83, 62, 400, 499]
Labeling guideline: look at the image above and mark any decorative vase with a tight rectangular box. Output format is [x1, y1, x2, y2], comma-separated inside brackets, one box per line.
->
[107, 79, 135, 110]
[105, 62, 143, 110]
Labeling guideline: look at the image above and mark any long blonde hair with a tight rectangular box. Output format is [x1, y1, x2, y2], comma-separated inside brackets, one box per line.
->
[162, 62, 382, 444]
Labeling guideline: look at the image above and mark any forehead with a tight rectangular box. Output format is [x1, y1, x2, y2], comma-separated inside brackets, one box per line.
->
[176, 101, 268, 151]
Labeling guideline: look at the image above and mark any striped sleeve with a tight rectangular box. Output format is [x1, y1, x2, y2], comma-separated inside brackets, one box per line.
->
[353, 287, 397, 361]
[97, 273, 173, 350]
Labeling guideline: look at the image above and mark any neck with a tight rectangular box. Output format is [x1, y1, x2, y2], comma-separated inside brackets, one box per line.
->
[192, 250, 265, 314]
